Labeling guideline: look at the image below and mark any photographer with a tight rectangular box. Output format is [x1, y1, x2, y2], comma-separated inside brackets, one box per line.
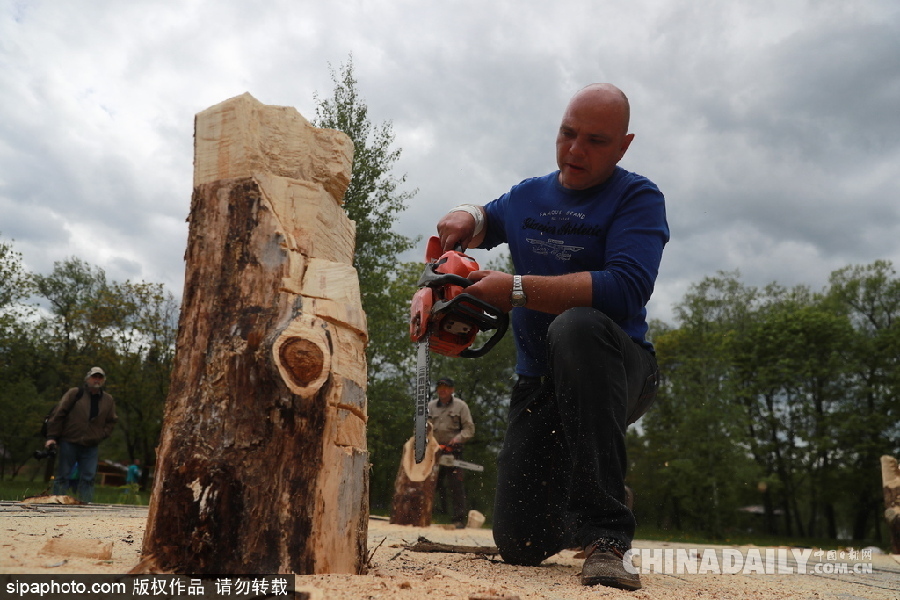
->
[44, 367, 118, 503]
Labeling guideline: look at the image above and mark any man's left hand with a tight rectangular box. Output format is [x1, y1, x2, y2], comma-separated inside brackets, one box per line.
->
[464, 270, 515, 312]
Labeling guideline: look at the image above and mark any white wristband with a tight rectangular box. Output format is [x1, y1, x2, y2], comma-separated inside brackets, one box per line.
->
[449, 204, 485, 236]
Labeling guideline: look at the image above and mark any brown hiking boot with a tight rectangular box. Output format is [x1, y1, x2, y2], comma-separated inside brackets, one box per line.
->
[580, 544, 641, 590]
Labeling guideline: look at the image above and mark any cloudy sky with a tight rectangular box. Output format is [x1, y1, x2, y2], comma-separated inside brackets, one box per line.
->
[2, 0, 898, 325]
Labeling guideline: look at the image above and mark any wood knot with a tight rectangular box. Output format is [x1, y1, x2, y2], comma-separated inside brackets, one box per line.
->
[279, 338, 324, 387]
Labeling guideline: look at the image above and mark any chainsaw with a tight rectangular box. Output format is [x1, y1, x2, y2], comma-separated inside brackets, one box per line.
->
[437, 444, 485, 472]
[409, 236, 509, 463]
[437, 454, 485, 472]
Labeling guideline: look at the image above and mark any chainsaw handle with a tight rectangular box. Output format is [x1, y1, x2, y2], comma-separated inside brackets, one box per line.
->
[452, 294, 509, 359]
[428, 293, 509, 358]
[460, 317, 508, 358]
[416, 266, 473, 290]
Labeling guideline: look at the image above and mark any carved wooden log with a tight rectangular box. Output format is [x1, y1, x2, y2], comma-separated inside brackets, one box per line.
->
[139, 93, 368, 575]
[882, 455, 900, 554]
[389, 435, 439, 527]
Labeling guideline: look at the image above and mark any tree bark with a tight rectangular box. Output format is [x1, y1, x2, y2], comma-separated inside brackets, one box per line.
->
[139, 93, 368, 575]
[390, 436, 439, 527]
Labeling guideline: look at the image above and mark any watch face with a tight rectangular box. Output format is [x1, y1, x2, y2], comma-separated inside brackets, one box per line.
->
[511, 292, 526, 307]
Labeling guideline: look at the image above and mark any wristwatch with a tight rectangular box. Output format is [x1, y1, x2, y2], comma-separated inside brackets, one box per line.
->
[510, 275, 527, 307]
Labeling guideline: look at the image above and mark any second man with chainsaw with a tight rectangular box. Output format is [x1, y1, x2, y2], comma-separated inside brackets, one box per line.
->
[428, 377, 475, 529]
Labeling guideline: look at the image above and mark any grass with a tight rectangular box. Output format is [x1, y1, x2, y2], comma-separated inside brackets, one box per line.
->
[635, 524, 889, 553]
[0, 478, 151, 506]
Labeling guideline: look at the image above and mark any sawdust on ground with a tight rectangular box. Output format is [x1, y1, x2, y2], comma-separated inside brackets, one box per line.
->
[1, 501, 898, 599]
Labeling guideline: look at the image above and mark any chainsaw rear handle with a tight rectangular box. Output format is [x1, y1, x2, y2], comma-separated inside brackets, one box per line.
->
[432, 293, 509, 358]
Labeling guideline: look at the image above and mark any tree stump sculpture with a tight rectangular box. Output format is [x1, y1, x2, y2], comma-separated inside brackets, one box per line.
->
[389, 435, 439, 527]
[882, 455, 900, 554]
[139, 93, 368, 574]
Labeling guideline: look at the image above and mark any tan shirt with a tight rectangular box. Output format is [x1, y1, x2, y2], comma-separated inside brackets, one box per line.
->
[427, 395, 475, 446]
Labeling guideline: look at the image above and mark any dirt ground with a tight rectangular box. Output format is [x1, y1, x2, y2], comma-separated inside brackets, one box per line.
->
[1, 500, 897, 599]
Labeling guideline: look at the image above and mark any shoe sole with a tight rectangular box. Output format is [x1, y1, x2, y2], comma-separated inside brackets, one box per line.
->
[581, 574, 642, 591]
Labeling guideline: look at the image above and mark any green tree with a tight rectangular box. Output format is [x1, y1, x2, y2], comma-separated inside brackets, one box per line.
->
[28, 257, 179, 481]
[826, 260, 900, 540]
[638, 272, 761, 537]
[0, 235, 36, 380]
[96, 280, 179, 480]
[312, 55, 418, 319]
[31, 257, 111, 389]
[0, 234, 31, 316]
[636, 266, 895, 544]
[0, 237, 45, 479]
[363, 260, 422, 508]
[733, 286, 856, 538]
[313, 56, 421, 509]
[0, 378, 45, 480]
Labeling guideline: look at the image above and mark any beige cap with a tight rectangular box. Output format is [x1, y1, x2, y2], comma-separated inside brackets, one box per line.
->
[86, 367, 106, 378]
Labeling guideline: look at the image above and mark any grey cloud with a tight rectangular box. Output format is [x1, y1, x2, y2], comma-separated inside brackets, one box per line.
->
[1, 0, 898, 330]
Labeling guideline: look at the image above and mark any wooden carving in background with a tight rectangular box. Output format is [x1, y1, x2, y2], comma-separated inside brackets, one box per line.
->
[139, 93, 368, 575]
[882, 455, 900, 554]
[389, 435, 439, 527]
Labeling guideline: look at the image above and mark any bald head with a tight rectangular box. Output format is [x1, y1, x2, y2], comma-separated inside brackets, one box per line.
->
[555, 83, 635, 189]
[569, 83, 631, 136]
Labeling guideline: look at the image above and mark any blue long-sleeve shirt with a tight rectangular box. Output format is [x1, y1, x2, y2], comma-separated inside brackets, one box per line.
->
[481, 167, 669, 377]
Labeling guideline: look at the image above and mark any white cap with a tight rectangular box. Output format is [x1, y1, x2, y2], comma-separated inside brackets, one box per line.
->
[86, 367, 106, 378]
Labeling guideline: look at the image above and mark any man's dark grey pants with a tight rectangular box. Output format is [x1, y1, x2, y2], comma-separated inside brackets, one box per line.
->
[493, 307, 659, 565]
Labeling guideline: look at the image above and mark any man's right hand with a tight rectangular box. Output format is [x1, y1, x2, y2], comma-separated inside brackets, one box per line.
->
[44, 439, 57, 449]
[436, 206, 486, 251]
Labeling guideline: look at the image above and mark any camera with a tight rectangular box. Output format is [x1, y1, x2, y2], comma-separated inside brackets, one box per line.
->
[33, 448, 57, 460]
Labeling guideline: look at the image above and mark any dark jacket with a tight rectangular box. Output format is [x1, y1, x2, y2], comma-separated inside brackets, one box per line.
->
[46, 387, 118, 447]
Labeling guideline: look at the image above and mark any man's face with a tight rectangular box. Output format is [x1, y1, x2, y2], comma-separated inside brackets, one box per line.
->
[88, 374, 105, 390]
[556, 92, 634, 190]
[437, 384, 453, 402]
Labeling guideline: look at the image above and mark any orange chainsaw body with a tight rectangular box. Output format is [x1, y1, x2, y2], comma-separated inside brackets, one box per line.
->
[409, 236, 508, 358]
